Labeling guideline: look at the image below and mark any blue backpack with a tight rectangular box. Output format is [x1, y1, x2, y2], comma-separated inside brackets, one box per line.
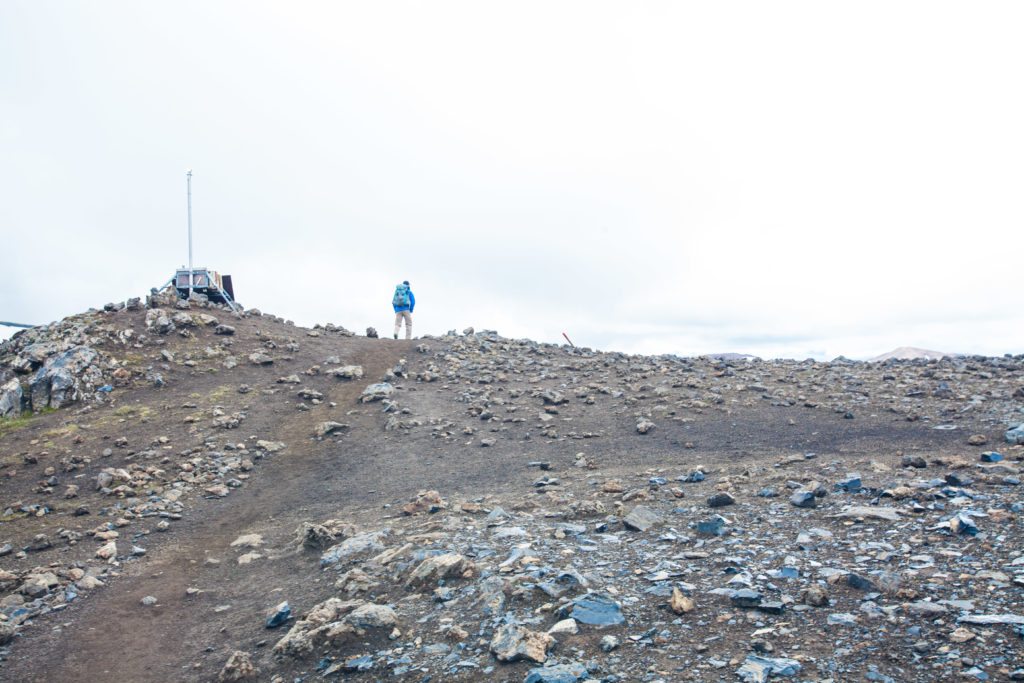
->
[392, 284, 410, 307]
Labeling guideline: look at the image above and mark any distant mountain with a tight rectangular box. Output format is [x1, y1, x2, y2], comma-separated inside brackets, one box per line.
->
[869, 346, 950, 362]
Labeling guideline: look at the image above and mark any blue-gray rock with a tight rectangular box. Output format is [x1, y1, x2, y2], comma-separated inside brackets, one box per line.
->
[834, 473, 862, 492]
[736, 655, 802, 682]
[265, 601, 291, 628]
[846, 573, 876, 591]
[697, 515, 728, 536]
[980, 451, 1004, 462]
[1006, 424, 1024, 445]
[789, 491, 816, 508]
[524, 662, 588, 683]
[344, 655, 374, 671]
[731, 589, 763, 608]
[566, 593, 624, 626]
[768, 566, 799, 579]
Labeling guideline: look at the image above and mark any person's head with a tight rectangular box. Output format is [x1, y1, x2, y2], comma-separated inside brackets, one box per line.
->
[403, 280, 409, 286]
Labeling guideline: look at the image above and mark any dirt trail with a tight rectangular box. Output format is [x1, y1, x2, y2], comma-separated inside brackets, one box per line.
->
[6, 341, 405, 682]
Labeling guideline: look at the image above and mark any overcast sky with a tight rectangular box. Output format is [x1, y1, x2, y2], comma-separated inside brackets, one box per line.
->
[2, 2, 1022, 359]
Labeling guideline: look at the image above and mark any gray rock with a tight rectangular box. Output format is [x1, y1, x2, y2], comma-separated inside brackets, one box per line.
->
[731, 589, 763, 608]
[834, 473, 862, 492]
[214, 324, 236, 336]
[846, 573, 876, 591]
[833, 506, 901, 522]
[564, 592, 625, 626]
[330, 365, 364, 380]
[405, 553, 472, 588]
[789, 490, 816, 508]
[622, 505, 663, 532]
[524, 662, 588, 683]
[346, 603, 397, 628]
[958, 613, 1024, 625]
[314, 421, 349, 438]
[697, 514, 728, 536]
[320, 530, 390, 567]
[1006, 424, 1024, 445]
[0, 378, 23, 418]
[635, 417, 655, 434]
[360, 382, 394, 403]
[905, 600, 946, 616]
[736, 655, 802, 682]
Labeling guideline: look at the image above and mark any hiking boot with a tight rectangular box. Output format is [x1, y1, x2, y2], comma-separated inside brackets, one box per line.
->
[393, 333, 398, 340]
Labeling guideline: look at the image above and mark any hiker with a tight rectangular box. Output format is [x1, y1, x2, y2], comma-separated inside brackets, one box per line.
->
[392, 280, 415, 340]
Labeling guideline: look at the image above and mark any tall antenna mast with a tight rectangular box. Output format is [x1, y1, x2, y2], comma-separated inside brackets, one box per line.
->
[186, 169, 193, 295]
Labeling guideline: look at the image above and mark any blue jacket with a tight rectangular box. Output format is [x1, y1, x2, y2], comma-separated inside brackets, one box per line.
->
[393, 287, 415, 313]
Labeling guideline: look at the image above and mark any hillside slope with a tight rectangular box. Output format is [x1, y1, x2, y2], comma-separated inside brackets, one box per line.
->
[1, 297, 1023, 682]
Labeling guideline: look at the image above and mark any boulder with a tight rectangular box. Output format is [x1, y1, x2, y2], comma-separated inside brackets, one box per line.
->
[29, 346, 98, 410]
[0, 378, 23, 418]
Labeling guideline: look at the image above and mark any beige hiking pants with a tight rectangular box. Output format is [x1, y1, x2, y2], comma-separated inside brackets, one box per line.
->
[394, 311, 412, 339]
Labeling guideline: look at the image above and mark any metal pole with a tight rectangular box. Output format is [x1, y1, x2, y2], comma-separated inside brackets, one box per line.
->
[186, 169, 193, 296]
